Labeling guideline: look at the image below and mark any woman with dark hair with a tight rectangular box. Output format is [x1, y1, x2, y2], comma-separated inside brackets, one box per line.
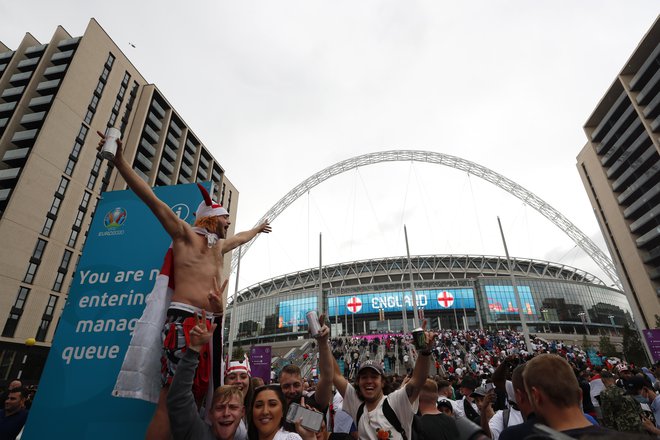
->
[247, 385, 316, 440]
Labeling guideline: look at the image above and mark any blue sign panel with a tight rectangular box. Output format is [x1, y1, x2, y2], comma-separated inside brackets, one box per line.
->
[23, 182, 211, 440]
[328, 288, 475, 316]
[484, 285, 537, 315]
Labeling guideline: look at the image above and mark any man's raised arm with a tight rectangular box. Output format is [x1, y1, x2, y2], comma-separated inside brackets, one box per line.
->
[405, 321, 435, 404]
[314, 315, 333, 407]
[221, 221, 272, 255]
[98, 132, 185, 240]
[317, 324, 348, 397]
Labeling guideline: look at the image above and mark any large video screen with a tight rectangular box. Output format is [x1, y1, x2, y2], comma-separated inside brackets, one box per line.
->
[485, 285, 536, 315]
[328, 288, 475, 316]
[278, 296, 318, 328]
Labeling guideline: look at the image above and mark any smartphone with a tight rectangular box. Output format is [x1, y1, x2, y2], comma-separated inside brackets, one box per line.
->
[286, 403, 324, 432]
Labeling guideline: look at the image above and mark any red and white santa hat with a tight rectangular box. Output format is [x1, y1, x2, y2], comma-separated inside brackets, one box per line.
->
[195, 183, 229, 218]
[225, 358, 251, 376]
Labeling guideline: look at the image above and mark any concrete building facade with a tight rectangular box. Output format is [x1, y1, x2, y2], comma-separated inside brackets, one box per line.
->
[0, 19, 238, 384]
[577, 17, 659, 329]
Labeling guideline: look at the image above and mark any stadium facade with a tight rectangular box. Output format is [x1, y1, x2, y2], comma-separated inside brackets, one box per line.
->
[226, 254, 632, 345]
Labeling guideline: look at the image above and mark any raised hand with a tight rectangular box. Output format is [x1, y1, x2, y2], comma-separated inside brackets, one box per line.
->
[189, 310, 217, 352]
[207, 276, 228, 315]
[317, 313, 330, 343]
[257, 220, 272, 234]
[96, 130, 124, 160]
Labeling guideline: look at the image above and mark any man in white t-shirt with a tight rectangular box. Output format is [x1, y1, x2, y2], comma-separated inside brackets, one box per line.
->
[318, 322, 434, 440]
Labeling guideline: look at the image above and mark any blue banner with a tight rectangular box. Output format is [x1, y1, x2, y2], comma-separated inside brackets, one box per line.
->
[23, 182, 212, 439]
[328, 288, 475, 316]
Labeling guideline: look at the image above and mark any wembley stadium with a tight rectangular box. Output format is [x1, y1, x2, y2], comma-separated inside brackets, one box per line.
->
[225, 254, 632, 346]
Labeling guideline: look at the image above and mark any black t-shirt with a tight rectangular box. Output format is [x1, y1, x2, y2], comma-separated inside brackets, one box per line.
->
[418, 413, 460, 440]
[499, 414, 537, 440]
[560, 425, 616, 439]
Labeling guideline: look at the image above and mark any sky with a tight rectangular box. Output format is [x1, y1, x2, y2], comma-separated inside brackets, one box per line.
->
[3, 2, 659, 295]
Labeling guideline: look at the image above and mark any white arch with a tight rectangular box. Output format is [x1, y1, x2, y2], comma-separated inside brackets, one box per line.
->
[232, 150, 621, 289]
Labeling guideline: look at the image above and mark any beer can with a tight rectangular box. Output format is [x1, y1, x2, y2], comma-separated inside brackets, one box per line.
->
[412, 327, 427, 351]
[101, 127, 121, 160]
[306, 310, 321, 337]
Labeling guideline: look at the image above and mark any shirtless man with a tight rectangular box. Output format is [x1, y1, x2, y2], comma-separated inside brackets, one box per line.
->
[98, 132, 271, 440]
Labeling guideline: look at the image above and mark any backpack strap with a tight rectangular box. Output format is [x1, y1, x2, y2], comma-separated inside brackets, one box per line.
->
[356, 402, 366, 426]
[502, 408, 510, 429]
[382, 399, 408, 440]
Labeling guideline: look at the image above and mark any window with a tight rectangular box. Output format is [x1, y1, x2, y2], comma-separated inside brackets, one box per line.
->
[100, 67, 110, 83]
[53, 272, 65, 292]
[95, 81, 104, 95]
[121, 72, 130, 86]
[106, 53, 115, 68]
[87, 158, 102, 190]
[64, 159, 75, 176]
[80, 191, 91, 209]
[24, 262, 38, 284]
[67, 229, 79, 247]
[84, 109, 94, 124]
[0, 350, 17, 380]
[89, 95, 100, 111]
[56, 177, 69, 197]
[36, 295, 58, 341]
[76, 125, 88, 144]
[41, 216, 54, 237]
[48, 197, 62, 216]
[227, 190, 232, 212]
[2, 287, 30, 337]
[108, 112, 117, 126]
[32, 238, 47, 261]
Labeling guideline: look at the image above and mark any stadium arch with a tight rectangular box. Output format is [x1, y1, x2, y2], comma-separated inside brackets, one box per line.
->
[230, 150, 621, 290]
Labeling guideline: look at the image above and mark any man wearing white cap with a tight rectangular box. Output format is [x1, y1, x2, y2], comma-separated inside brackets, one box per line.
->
[98, 132, 271, 440]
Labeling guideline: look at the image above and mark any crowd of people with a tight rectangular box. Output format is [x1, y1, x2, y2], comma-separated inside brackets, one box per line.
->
[155, 315, 660, 440]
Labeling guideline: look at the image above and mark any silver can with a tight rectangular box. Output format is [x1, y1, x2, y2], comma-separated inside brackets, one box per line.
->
[306, 310, 321, 337]
[101, 127, 121, 160]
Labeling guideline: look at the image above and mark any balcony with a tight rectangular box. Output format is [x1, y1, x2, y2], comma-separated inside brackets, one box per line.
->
[637, 227, 660, 249]
[20, 111, 46, 129]
[146, 112, 163, 131]
[2, 147, 30, 165]
[25, 44, 47, 58]
[151, 100, 166, 118]
[197, 167, 208, 180]
[1, 86, 25, 101]
[143, 125, 159, 144]
[199, 154, 210, 169]
[0, 118, 7, 130]
[28, 95, 53, 111]
[178, 175, 189, 184]
[9, 71, 32, 86]
[139, 138, 156, 157]
[183, 150, 195, 165]
[156, 171, 171, 186]
[134, 152, 153, 171]
[166, 132, 179, 149]
[36, 79, 61, 95]
[51, 50, 74, 65]
[43, 64, 67, 79]
[0, 101, 17, 115]
[163, 145, 177, 162]
[185, 139, 198, 155]
[169, 121, 182, 137]
[0, 167, 21, 184]
[180, 162, 192, 177]
[160, 159, 174, 174]
[57, 37, 81, 49]
[0, 188, 10, 202]
[17, 57, 39, 71]
[0, 51, 14, 62]
[11, 129, 38, 147]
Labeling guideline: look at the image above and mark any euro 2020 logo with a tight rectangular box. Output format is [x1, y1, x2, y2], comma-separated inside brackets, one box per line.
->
[104, 207, 127, 229]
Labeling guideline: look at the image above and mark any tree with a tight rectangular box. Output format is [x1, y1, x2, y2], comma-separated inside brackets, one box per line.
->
[622, 323, 648, 366]
[599, 335, 619, 357]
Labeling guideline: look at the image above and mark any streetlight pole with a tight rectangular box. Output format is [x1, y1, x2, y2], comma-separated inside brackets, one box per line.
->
[497, 217, 532, 353]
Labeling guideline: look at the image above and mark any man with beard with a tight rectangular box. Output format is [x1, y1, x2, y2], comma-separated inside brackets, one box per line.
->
[319, 321, 435, 440]
[168, 312, 244, 440]
[98, 132, 271, 440]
